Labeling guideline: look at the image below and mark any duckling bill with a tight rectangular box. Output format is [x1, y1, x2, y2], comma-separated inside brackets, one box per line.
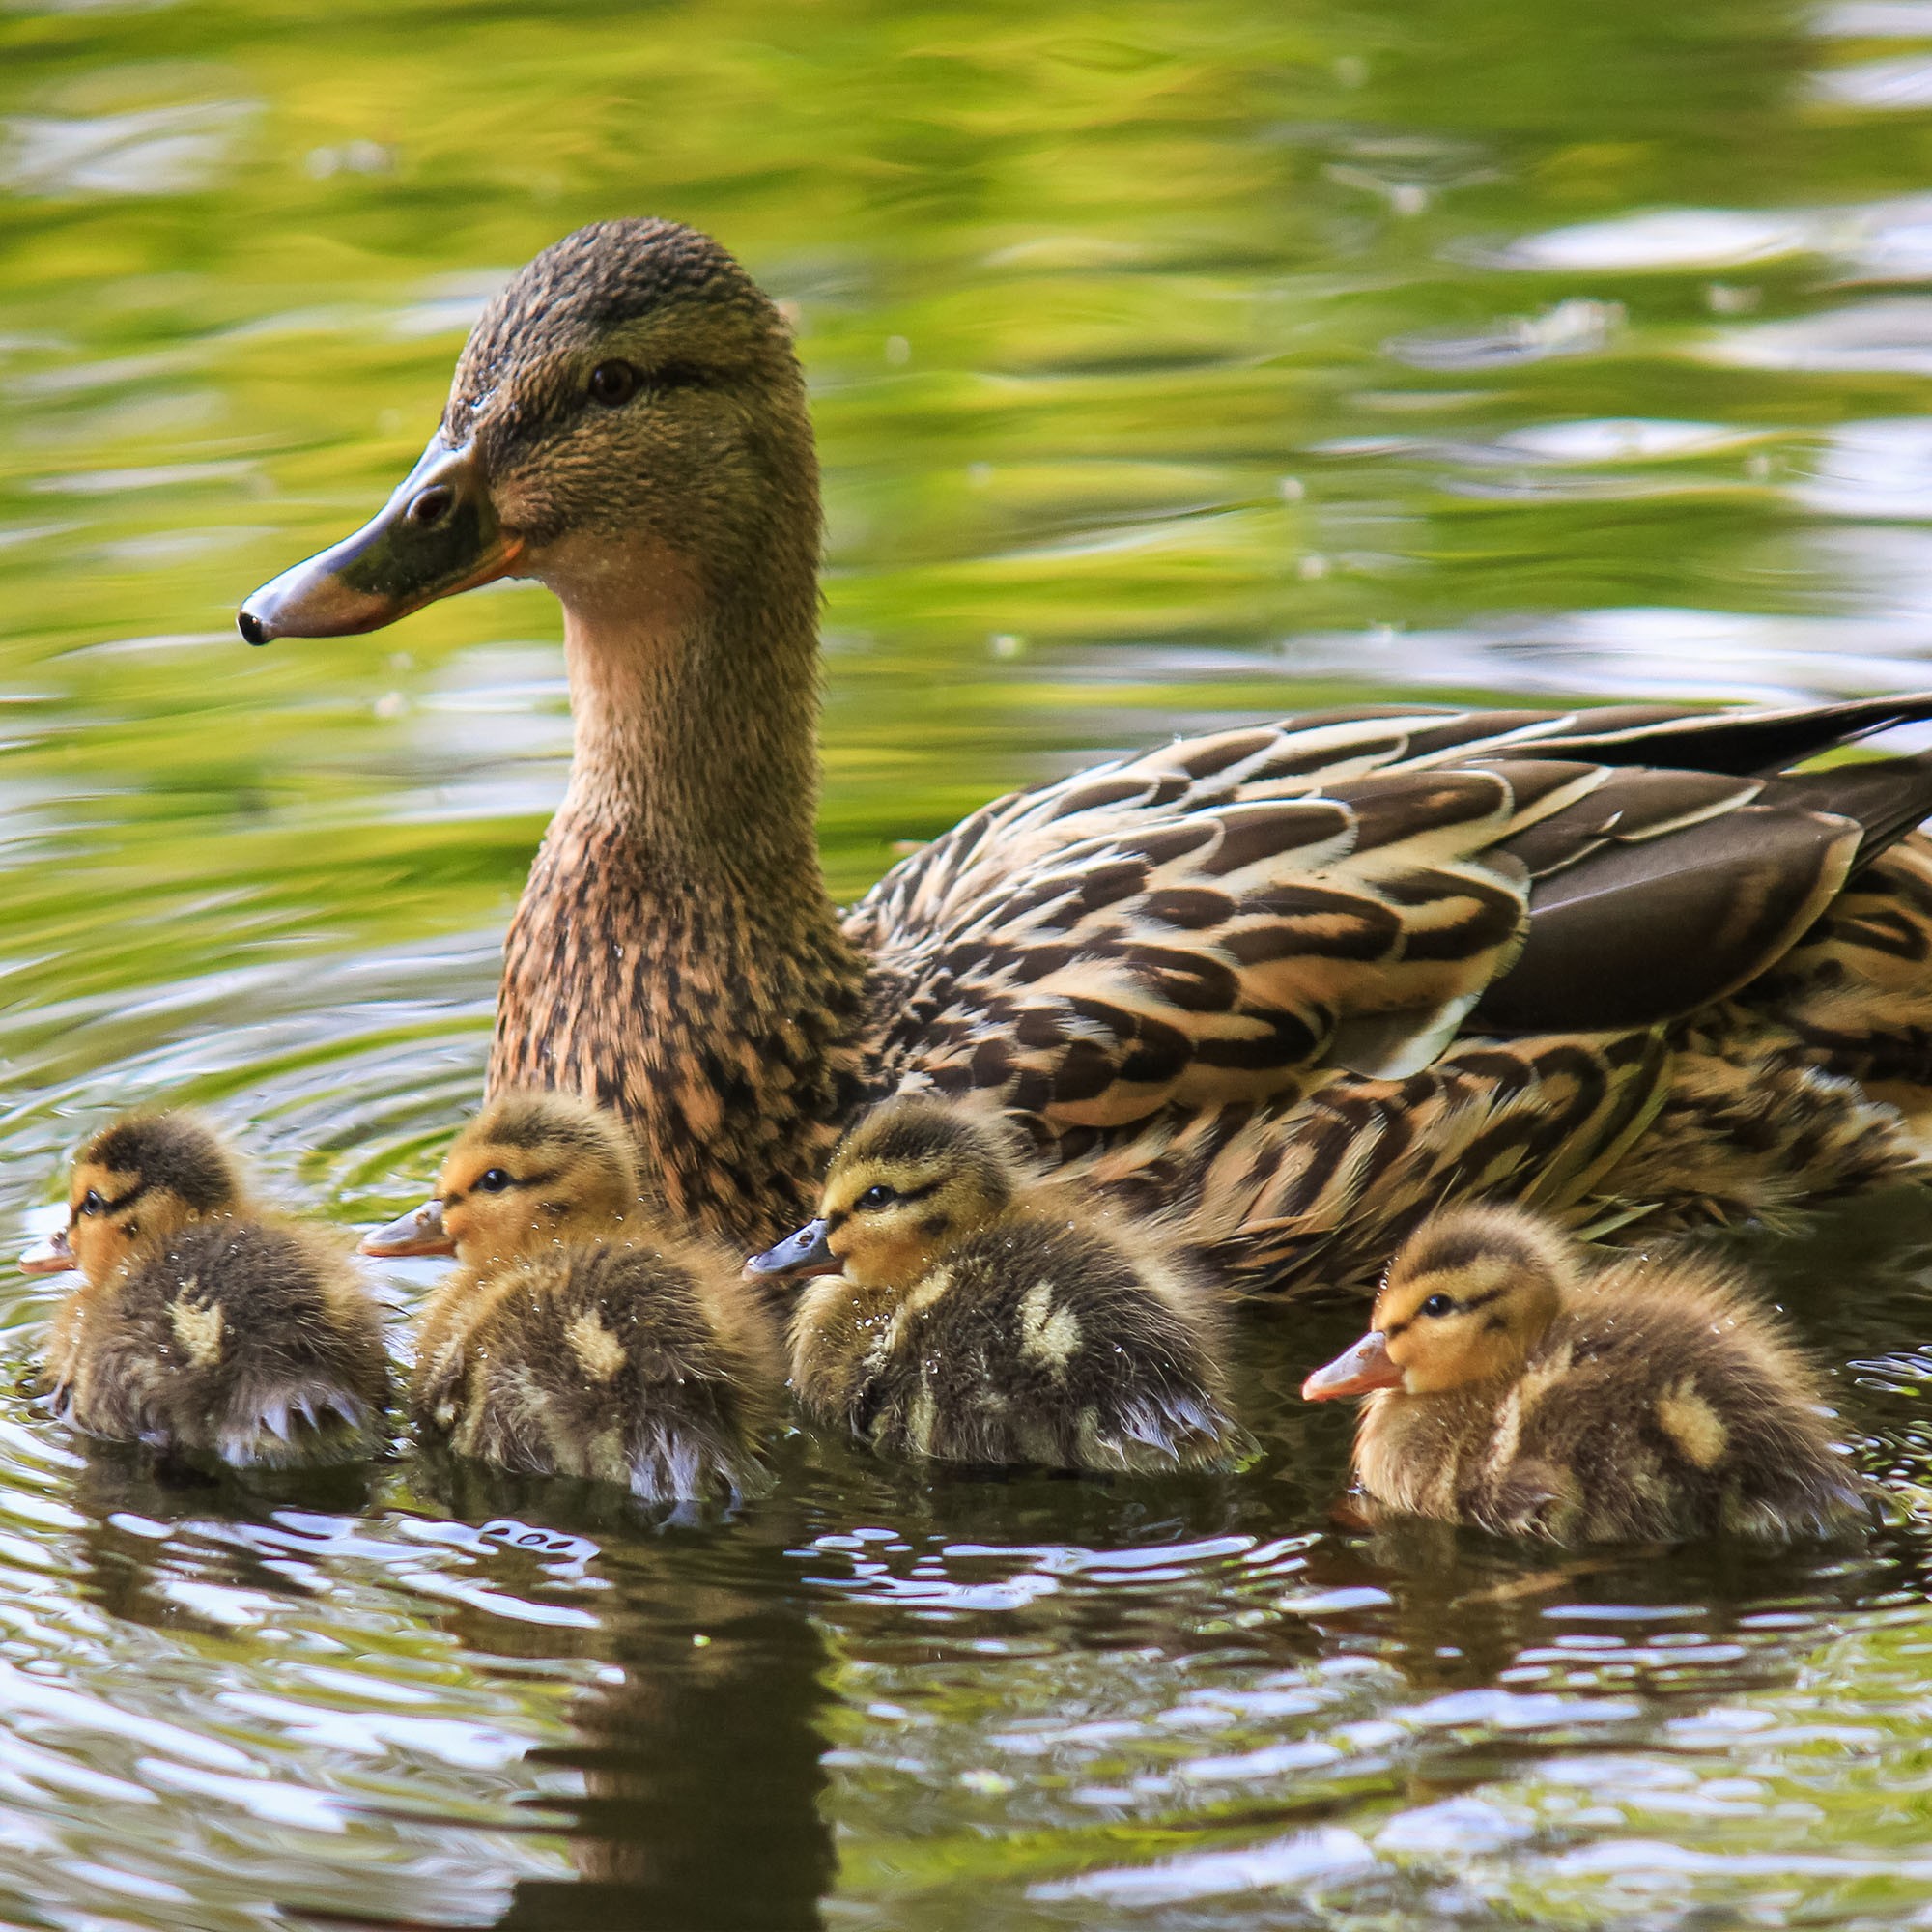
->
[365, 1091, 781, 1506]
[751, 1094, 1246, 1475]
[20, 1113, 389, 1467]
[1302, 1204, 1870, 1543]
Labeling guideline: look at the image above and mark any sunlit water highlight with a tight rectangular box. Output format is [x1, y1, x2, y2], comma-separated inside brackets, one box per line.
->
[9, 0, 1932, 1924]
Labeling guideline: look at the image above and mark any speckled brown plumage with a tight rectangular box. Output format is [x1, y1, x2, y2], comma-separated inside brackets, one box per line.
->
[1061, 1029, 1671, 1293]
[250, 220, 1932, 1287]
[1591, 1014, 1919, 1232]
[495, 810, 869, 1241]
[1745, 835, 1932, 1093]
[1310, 1204, 1870, 1542]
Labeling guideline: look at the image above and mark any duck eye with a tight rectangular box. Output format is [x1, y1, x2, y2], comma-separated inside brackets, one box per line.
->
[856, 1183, 897, 1210]
[476, 1168, 514, 1194]
[587, 360, 639, 407]
[78, 1190, 103, 1217]
[1420, 1293, 1455, 1318]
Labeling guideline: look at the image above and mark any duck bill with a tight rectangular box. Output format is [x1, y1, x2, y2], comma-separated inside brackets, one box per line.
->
[744, 1218, 841, 1281]
[17, 1225, 73, 1276]
[1301, 1330, 1402, 1402]
[360, 1199, 455, 1259]
[237, 436, 524, 642]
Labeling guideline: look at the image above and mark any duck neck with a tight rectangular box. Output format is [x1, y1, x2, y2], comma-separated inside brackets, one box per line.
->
[559, 580, 823, 881]
[491, 571, 872, 1249]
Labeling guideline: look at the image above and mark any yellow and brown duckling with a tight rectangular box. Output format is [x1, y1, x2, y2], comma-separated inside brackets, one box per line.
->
[362, 1091, 781, 1505]
[1301, 1204, 1870, 1542]
[749, 1094, 1244, 1474]
[18, 1112, 389, 1467]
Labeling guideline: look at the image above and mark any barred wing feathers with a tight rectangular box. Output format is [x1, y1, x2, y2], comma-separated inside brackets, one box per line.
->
[849, 700, 1932, 1132]
[1064, 1031, 1673, 1293]
[863, 767, 1547, 1126]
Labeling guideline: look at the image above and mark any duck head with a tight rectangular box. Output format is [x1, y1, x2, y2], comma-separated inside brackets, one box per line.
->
[239, 219, 814, 645]
[361, 1090, 639, 1267]
[747, 1095, 1020, 1294]
[20, 1112, 244, 1284]
[1302, 1205, 1576, 1402]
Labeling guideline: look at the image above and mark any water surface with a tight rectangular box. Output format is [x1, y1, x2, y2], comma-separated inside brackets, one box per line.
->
[7, 0, 1932, 1924]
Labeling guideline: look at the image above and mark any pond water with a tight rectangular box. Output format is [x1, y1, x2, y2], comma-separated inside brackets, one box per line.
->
[9, 0, 1932, 1924]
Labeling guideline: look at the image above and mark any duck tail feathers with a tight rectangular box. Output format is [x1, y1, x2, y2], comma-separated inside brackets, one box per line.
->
[1538, 690, 1932, 779]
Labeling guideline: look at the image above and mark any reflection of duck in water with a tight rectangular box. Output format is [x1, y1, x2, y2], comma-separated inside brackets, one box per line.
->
[1302, 1204, 1871, 1543]
[751, 1094, 1245, 1474]
[19, 1113, 388, 1466]
[363, 1091, 781, 1505]
[242, 217, 1932, 1292]
[475, 1522, 834, 1932]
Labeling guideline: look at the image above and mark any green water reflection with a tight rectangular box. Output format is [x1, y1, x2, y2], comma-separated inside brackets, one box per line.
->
[10, 0, 1932, 1924]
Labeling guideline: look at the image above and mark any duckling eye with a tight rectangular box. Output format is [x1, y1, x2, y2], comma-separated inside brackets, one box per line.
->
[587, 360, 639, 407]
[1420, 1293, 1455, 1318]
[77, 1190, 103, 1217]
[856, 1183, 897, 1211]
[476, 1169, 514, 1194]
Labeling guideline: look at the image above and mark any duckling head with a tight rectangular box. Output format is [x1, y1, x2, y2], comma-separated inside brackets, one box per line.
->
[240, 220, 813, 643]
[748, 1094, 1020, 1293]
[20, 1112, 242, 1284]
[361, 1090, 638, 1267]
[1302, 1204, 1577, 1402]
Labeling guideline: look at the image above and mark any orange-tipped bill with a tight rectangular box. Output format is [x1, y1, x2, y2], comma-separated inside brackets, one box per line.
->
[18, 1225, 73, 1276]
[361, 1199, 455, 1259]
[1302, 1329, 1401, 1402]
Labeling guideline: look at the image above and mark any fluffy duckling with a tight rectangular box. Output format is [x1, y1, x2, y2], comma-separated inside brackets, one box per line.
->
[362, 1091, 781, 1505]
[748, 1094, 1243, 1474]
[19, 1113, 389, 1466]
[1301, 1204, 1869, 1542]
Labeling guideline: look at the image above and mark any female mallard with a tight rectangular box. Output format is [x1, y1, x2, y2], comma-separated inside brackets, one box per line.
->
[749, 1093, 1244, 1474]
[362, 1090, 781, 1503]
[241, 218, 1932, 1290]
[1300, 1203, 1870, 1542]
[20, 1112, 389, 1466]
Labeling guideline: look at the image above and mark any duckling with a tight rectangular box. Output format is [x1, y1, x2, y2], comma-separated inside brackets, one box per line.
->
[747, 1093, 1244, 1474]
[1300, 1204, 1869, 1542]
[18, 1112, 389, 1467]
[362, 1091, 781, 1505]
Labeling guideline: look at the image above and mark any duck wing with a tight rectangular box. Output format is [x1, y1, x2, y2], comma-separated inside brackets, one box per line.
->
[1073, 1029, 1672, 1293]
[849, 698, 1932, 1131]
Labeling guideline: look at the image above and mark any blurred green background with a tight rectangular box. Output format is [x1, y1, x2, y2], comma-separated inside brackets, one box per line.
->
[9, 1, 1932, 1927]
[14, 0, 1932, 1186]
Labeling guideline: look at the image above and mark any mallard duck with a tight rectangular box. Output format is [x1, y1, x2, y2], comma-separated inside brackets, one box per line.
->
[18, 1113, 388, 1466]
[1300, 1203, 1870, 1541]
[240, 217, 1932, 1288]
[748, 1093, 1242, 1473]
[362, 1090, 781, 1504]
